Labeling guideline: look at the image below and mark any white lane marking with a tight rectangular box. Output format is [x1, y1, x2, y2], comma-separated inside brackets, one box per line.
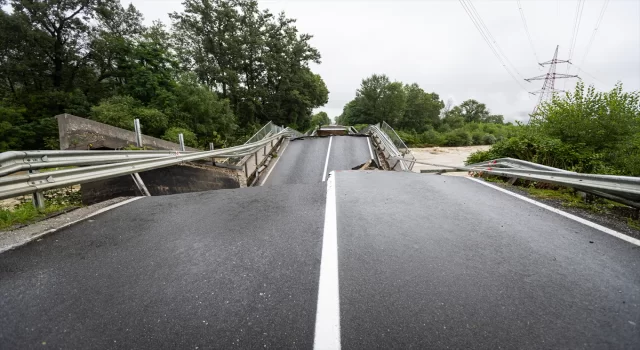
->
[467, 177, 640, 247]
[0, 197, 145, 254]
[322, 136, 334, 182]
[259, 140, 289, 186]
[314, 171, 341, 349]
[366, 136, 375, 160]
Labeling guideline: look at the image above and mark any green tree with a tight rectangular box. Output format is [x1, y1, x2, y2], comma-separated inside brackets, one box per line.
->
[162, 127, 198, 147]
[90, 95, 168, 137]
[160, 74, 238, 147]
[457, 99, 490, 123]
[398, 83, 443, 132]
[442, 107, 465, 129]
[343, 74, 406, 125]
[311, 111, 331, 126]
[484, 114, 504, 124]
[171, 0, 327, 127]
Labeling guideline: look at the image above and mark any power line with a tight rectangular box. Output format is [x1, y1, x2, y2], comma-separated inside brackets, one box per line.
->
[463, 0, 527, 81]
[567, 0, 586, 62]
[578, 0, 610, 69]
[569, 62, 611, 88]
[516, 0, 540, 65]
[458, 0, 530, 93]
[565, 0, 586, 89]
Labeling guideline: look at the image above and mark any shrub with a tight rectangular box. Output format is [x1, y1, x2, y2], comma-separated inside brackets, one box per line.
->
[395, 130, 421, 147]
[471, 131, 484, 145]
[162, 127, 198, 148]
[420, 130, 445, 146]
[482, 134, 497, 145]
[466, 149, 494, 165]
[444, 129, 471, 146]
[90, 95, 168, 138]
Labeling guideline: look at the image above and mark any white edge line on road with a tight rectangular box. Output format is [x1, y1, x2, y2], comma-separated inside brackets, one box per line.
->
[322, 136, 334, 182]
[0, 196, 145, 254]
[366, 136, 375, 161]
[314, 171, 341, 350]
[259, 140, 289, 186]
[467, 177, 640, 247]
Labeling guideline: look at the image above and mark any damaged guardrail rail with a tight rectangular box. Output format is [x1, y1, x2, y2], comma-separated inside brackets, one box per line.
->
[0, 128, 297, 201]
[0, 150, 191, 177]
[398, 156, 640, 209]
[363, 123, 416, 171]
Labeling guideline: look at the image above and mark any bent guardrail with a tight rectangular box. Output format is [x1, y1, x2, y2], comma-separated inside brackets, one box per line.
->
[399, 156, 640, 209]
[0, 150, 190, 177]
[363, 123, 415, 171]
[0, 128, 298, 202]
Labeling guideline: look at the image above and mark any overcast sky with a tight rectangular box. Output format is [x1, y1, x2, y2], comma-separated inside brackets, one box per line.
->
[124, 0, 640, 123]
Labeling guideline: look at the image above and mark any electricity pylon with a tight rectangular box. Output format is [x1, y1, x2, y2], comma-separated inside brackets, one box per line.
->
[525, 45, 579, 116]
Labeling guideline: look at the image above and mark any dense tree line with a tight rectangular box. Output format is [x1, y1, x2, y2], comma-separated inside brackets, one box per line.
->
[337, 74, 510, 146]
[0, 0, 328, 151]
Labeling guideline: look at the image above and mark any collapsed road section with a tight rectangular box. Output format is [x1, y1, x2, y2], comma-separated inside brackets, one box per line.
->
[260, 135, 375, 186]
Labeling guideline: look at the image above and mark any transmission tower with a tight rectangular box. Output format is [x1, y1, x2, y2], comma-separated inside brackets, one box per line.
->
[525, 45, 578, 116]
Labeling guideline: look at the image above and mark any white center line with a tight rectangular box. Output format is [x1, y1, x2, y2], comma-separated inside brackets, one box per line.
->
[314, 171, 341, 349]
[467, 177, 640, 247]
[259, 140, 289, 186]
[322, 136, 334, 182]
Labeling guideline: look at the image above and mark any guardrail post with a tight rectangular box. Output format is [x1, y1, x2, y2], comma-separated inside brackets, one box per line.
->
[178, 133, 185, 152]
[263, 145, 267, 156]
[134, 119, 143, 147]
[28, 170, 45, 211]
[32, 191, 45, 211]
[131, 173, 151, 196]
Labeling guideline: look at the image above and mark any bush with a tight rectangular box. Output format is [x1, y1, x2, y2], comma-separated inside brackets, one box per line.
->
[420, 130, 445, 146]
[464, 132, 623, 174]
[444, 129, 471, 146]
[91, 96, 169, 138]
[482, 134, 497, 145]
[471, 131, 484, 145]
[136, 107, 169, 137]
[395, 130, 421, 147]
[90, 96, 139, 131]
[162, 127, 198, 148]
[466, 149, 493, 165]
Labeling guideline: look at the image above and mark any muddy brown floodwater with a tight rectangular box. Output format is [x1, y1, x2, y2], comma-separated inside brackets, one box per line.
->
[409, 146, 491, 174]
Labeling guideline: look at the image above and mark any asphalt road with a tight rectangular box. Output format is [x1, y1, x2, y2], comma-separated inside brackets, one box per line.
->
[1, 171, 638, 349]
[0, 184, 327, 349]
[336, 171, 639, 349]
[261, 136, 372, 186]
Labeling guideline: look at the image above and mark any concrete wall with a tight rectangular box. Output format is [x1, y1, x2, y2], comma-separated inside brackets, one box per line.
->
[56, 114, 200, 151]
[56, 114, 241, 203]
[81, 164, 241, 205]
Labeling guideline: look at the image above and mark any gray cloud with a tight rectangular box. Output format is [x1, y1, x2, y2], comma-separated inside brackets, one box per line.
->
[122, 0, 640, 122]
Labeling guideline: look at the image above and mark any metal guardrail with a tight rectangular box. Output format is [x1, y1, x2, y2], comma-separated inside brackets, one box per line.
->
[380, 121, 415, 171]
[0, 128, 297, 201]
[467, 158, 640, 209]
[363, 123, 414, 171]
[398, 156, 640, 209]
[0, 150, 189, 177]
